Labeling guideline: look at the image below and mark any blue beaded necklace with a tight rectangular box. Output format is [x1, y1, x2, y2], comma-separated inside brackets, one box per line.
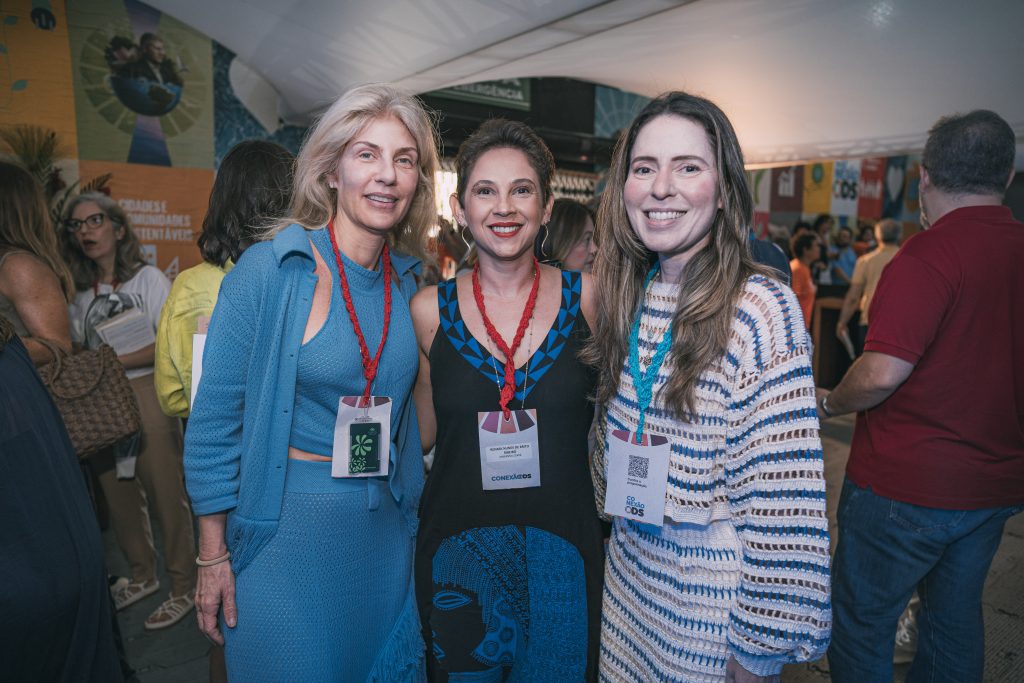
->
[628, 262, 674, 440]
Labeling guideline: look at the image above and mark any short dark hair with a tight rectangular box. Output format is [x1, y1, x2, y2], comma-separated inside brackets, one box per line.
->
[923, 110, 1015, 197]
[812, 213, 833, 233]
[139, 33, 161, 49]
[199, 140, 295, 266]
[454, 119, 555, 207]
[793, 233, 819, 259]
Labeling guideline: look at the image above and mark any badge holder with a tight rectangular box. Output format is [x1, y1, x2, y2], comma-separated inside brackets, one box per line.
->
[604, 428, 671, 524]
[477, 408, 541, 490]
[332, 396, 391, 478]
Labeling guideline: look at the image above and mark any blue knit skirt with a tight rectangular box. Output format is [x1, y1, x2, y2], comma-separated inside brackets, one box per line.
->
[223, 459, 425, 681]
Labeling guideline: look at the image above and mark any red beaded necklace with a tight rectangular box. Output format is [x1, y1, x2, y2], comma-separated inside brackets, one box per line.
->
[327, 220, 392, 402]
[471, 257, 540, 418]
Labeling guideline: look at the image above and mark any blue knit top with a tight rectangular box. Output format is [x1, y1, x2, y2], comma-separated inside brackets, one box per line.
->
[289, 228, 417, 456]
[184, 224, 425, 573]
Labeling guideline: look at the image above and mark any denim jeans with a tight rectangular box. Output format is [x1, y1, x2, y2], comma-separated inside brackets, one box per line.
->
[828, 479, 1021, 683]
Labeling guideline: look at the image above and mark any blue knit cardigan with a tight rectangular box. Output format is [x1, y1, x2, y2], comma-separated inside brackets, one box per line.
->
[183, 224, 424, 573]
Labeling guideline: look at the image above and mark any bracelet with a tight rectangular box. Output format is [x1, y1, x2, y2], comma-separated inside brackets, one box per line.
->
[195, 551, 231, 567]
[819, 394, 835, 418]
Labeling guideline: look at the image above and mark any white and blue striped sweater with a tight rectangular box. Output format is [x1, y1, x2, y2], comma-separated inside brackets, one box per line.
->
[598, 275, 831, 681]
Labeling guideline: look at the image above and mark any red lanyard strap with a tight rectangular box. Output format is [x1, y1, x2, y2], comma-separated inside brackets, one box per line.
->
[472, 257, 540, 418]
[328, 220, 392, 402]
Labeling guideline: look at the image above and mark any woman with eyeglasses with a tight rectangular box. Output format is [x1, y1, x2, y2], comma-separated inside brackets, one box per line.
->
[60, 192, 197, 631]
[0, 161, 75, 365]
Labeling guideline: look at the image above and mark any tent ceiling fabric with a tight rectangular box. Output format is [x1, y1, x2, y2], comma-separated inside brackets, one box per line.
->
[150, 0, 1024, 165]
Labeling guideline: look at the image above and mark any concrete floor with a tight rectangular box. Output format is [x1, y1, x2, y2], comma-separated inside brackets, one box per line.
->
[106, 414, 1024, 682]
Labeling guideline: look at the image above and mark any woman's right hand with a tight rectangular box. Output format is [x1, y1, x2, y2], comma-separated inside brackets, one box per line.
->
[196, 559, 236, 644]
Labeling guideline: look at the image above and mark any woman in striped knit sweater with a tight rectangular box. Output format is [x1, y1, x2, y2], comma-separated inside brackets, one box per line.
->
[586, 92, 832, 682]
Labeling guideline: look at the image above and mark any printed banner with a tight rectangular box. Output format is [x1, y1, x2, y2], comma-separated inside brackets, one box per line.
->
[748, 168, 771, 214]
[882, 155, 907, 218]
[0, 1, 78, 153]
[68, 0, 213, 168]
[830, 159, 860, 216]
[901, 154, 922, 221]
[803, 162, 833, 215]
[770, 165, 803, 213]
[79, 160, 212, 278]
[857, 157, 886, 219]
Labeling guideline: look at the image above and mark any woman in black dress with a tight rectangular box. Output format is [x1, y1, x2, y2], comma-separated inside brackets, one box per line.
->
[411, 119, 603, 681]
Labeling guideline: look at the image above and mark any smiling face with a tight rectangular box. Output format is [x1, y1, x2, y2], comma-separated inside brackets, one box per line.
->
[329, 115, 420, 239]
[623, 115, 720, 273]
[452, 146, 553, 263]
[561, 215, 596, 272]
[71, 200, 122, 263]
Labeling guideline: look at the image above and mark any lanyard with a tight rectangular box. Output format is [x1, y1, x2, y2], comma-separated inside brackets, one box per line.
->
[628, 263, 673, 440]
[93, 278, 119, 296]
[327, 220, 392, 402]
[472, 257, 540, 419]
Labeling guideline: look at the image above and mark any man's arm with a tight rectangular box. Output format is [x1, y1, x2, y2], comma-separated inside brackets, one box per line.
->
[817, 351, 914, 417]
[835, 281, 864, 338]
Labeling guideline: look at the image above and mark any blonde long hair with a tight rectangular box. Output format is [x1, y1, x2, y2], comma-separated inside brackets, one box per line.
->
[269, 83, 439, 260]
[0, 161, 75, 301]
[584, 92, 774, 419]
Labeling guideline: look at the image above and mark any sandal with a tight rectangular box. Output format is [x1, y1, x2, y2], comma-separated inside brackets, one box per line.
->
[113, 578, 160, 611]
[143, 591, 195, 631]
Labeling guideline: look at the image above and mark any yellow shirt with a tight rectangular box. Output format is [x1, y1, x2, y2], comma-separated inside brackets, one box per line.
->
[154, 260, 232, 418]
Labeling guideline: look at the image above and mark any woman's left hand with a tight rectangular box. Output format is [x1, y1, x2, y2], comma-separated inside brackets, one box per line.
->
[725, 657, 781, 683]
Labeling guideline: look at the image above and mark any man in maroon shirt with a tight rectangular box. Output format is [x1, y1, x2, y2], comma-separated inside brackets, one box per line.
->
[818, 110, 1023, 683]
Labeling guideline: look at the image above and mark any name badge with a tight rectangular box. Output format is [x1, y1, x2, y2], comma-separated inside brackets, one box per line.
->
[478, 409, 540, 490]
[332, 396, 391, 478]
[604, 428, 671, 524]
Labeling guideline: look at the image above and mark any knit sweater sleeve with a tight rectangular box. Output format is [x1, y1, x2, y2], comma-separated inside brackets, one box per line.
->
[183, 252, 263, 515]
[724, 277, 832, 676]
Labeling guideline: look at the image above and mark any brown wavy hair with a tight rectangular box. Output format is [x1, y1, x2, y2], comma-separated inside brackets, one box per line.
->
[0, 161, 75, 301]
[59, 192, 147, 291]
[584, 92, 773, 419]
[268, 83, 439, 261]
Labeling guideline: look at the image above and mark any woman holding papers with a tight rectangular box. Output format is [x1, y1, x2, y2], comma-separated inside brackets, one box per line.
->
[586, 92, 831, 682]
[184, 84, 438, 680]
[61, 191, 197, 630]
[411, 119, 603, 680]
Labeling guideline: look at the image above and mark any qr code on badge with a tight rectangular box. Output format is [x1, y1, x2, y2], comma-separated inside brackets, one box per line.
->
[628, 454, 649, 479]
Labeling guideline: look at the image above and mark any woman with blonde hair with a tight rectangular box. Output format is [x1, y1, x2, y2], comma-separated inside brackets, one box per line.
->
[587, 92, 831, 681]
[61, 190, 198, 630]
[0, 161, 74, 364]
[185, 83, 438, 680]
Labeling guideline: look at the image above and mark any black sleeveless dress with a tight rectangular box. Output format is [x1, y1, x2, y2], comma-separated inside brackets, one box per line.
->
[416, 270, 603, 682]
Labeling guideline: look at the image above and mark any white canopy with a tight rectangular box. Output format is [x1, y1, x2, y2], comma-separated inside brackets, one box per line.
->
[150, 0, 1024, 165]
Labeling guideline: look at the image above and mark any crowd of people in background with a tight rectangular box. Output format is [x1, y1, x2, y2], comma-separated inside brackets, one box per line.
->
[1, 83, 1021, 683]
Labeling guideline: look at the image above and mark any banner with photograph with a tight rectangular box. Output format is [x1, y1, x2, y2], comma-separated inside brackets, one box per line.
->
[80, 160, 212, 277]
[882, 155, 908, 219]
[68, 0, 213, 168]
[770, 165, 803, 213]
[0, 1, 78, 152]
[857, 157, 886, 219]
[803, 162, 833, 215]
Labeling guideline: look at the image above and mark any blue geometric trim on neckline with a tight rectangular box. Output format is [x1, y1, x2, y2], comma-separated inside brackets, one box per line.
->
[437, 270, 581, 401]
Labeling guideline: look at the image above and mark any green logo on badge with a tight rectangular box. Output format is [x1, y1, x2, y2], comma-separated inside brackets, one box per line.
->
[352, 434, 372, 457]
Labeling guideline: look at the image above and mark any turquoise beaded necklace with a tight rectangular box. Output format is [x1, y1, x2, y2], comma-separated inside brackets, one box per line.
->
[628, 262, 674, 440]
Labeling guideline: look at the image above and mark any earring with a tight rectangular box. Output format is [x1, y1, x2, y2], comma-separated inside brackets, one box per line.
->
[458, 223, 471, 251]
[539, 224, 550, 259]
